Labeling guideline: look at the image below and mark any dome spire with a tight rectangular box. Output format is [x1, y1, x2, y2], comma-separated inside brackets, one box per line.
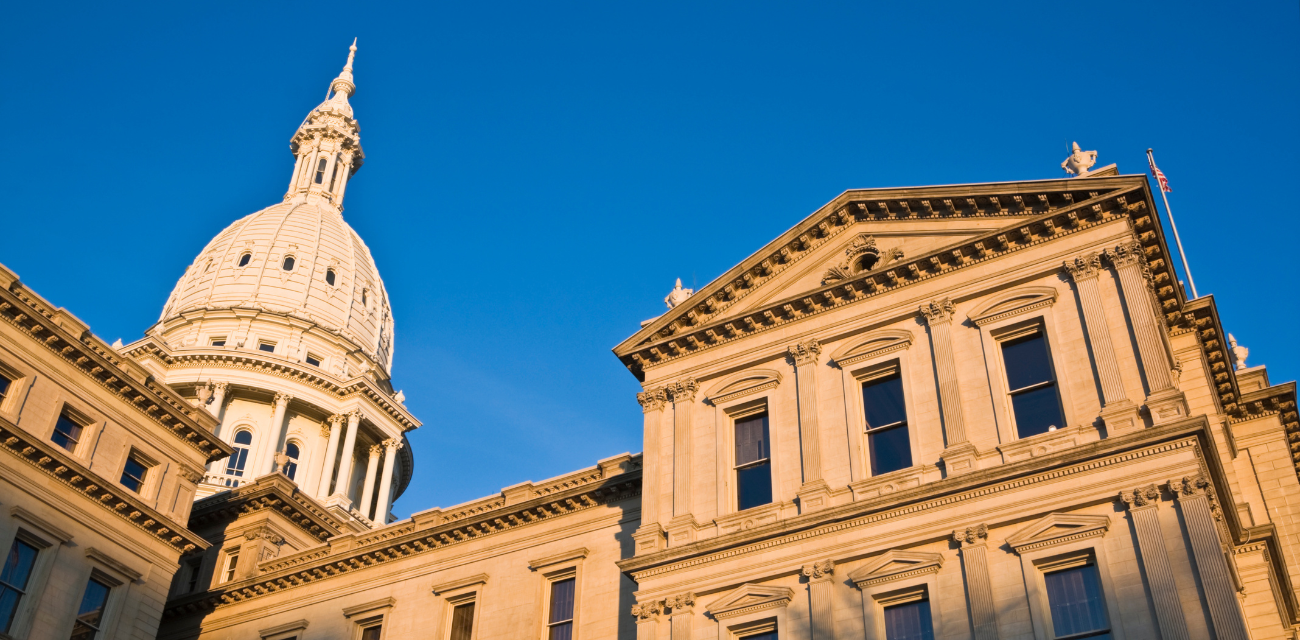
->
[329, 38, 358, 99]
[285, 40, 365, 209]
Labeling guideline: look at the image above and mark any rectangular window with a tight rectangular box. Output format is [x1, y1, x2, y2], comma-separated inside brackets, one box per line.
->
[862, 366, 911, 475]
[450, 601, 475, 640]
[1001, 331, 1065, 439]
[209, 337, 226, 347]
[119, 450, 151, 493]
[258, 341, 276, 353]
[1043, 559, 1110, 639]
[360, 625, 382, 640]
[547, 578, 575, 640]
[51, 411, 86, 452]
[68, 577, 110, 640]
[740, 630, 777, 640]
[219, 552, 239, 584]
[884, 599, 934, 640]
[0, 538, 39, 634]
[0, 371, 12, 402]
[305, 353, 322, 367]
[183, 557, 203, 594]
[734, 412, 772, 511]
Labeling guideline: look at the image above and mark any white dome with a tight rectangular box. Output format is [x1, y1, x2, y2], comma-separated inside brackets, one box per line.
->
[159, 201, 395, 372]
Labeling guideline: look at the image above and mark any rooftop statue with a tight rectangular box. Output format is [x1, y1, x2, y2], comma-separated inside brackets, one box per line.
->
[664, 278, 694, 309]
[1061, 142, 1098, 176]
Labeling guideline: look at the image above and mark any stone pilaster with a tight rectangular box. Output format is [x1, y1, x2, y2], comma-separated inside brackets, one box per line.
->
[1119, 485, 1190, 640]
[631, 600, 663, 640]
[1168, 476, 1250, 640]
[666, 593, 694, 640]
[790, 339, 831, 512]
[954, 524, 999, 640]
[316, 414, 345, 498]
[922, 299, 975, 475]
[1065, 254, 1141, 433]
[374, 438, 402, 524]
[260, 392, 293, 475]
[634, 387, 668, 554]
[1104, 242, 1187, 424]
[667, 380, 701, 545]
[803, 559, 835, 640]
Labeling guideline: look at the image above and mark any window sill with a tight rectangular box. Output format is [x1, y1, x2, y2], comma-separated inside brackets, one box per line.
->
[849, 464, 939, 502]
[714, 501, 787, 537]
[996, 424, 1100, 464]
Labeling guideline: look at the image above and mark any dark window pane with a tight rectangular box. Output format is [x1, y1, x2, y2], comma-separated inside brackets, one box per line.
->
[862, 373, 906, 429]
[450, 602, 475, 640]
[0, 375, 11, 400]
[741, 632, 777, 640]
[326, 270, 336, 286]
[1002, 333, 1054, 391]
[259, 343, 276, 352]
[282, 257, 295, 271]
[869, 424, 912, 476]
[1045, 564, 1109, 637]
[735, 414, 769, 466]
[1011, 384, 1065, 438]
[884, 600, 935, 640]
[184, 558, 202, 593]
[233, 431, 253, 445]
[120, 455, 148, 492]
[360, 626, 381, 640]
[237, 253, 251, 267]
[52, 414, 83, 451]
[0, 539, 38, 634]
[549, 622, 573, 640]
[736, 462, 772, 511]
[306, 355, 321, 367]
[549, 578, 575, 623]
[210, 340, 225, 347]
[68, 578, 110, 640]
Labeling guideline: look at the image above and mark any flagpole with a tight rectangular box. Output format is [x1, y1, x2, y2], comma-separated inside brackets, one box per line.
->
[1147, 148, 1198, 299]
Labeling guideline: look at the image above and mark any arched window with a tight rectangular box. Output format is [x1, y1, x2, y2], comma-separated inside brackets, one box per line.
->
[361, 289, 369, 307]
[284, 442, 300, 480]
[237, 253, 251, 267]
[314, 158, 328, 184]
[329, 159, 340, 190]
[225, 431, 253, 484]
[282, 256, 295, 271]
[325, 268, 336, 286]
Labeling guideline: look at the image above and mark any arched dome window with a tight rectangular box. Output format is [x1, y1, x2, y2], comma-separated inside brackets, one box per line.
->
[361, 289, 369, 307]
[224, 430, 253, 485]
[325, 268, 336, 286]
[314, 158, 328, 184]
[284, 442, 301, 480]
[237, 253, 252, 268]
[282, 256, 296, 271]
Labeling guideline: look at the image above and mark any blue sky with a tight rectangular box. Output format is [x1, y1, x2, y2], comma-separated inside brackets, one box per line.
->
[3, 1, 1296, 516]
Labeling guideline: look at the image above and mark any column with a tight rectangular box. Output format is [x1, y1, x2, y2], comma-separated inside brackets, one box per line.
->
[666, 593, 693, 640]
[374, 438, 403, 524]
[954, 524, 1000, 640]
[1104, 242, 1186, 423]
[631, 600, 663, 640]
[332, 409, 363, 500]
[788, 339, 826, 487]
[922, 299, 975, 474]
[316, 414, 344, 497]
[259, 392, 293, 475]
[1064, 253, 1140, 432]
[1168, 476, 1250, 640]
[803, 559, 835, 640]
[634, 387, 668, 554]
[1119, 486, 1190, 640]
[208, 382, 229, 421]
[358, 444, 382, 519]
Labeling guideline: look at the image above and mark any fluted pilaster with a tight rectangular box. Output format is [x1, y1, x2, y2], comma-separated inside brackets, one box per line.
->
[954, 524, 999, 640]
[1119, 485, 1190, 640]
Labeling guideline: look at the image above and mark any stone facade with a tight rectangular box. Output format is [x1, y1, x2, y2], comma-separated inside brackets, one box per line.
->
[5, 41, 1300, 640]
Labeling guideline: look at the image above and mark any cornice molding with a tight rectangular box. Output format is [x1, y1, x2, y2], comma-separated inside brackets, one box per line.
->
[1005, 513, 1111, 554]
[188, 474, 346, 544]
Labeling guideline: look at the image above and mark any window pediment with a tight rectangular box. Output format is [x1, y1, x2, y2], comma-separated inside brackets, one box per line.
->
[1006, 513, 1110, 554]
[831, 329, 913, 368]
[848, 550, 944, 588]
[706, 584, 794, 620]
[967, 286, 1058, 326]
[705, 369, 783, 405]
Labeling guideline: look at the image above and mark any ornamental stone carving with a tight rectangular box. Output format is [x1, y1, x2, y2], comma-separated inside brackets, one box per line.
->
[1061, 142, 1098, 176]
[665, 592, 695, 611]
[320, 424, 334, 438]
[637, 387, 668, 413]
[664, 278, 694, 310]
[953, 523, 989, 546]
[1064, 252, 1103, 281]
[787, 339, 822, 366]
[346, 408, 366, 422]
[631, 600, 663, 620]
[1103, 241, 1146, 270]
[822, 234, 905, 284]
[244, 527, 284, 545]
[382, 438, 404, 450]
[801, 559, 834, 580]
[920, 298, 956, 324]
[368, 444, 383, 457]
[1120, 484, 1162, 509]
[1168, 475, 1211, 497]
[273, 391, 293, 405]
[668, 379, 698, 403]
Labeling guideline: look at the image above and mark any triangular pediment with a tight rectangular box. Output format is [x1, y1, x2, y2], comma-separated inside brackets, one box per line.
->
[614, 176, 1150, 380]
[848, 550, 945, 588]
[706, 584, 794, 620]
[1006, 513, 1110, 554]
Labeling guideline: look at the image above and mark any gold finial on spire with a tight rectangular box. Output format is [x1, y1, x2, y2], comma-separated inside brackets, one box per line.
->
[330, 38, 358, 98]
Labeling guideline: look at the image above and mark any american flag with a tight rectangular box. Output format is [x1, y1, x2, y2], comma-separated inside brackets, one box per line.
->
[1149, 155, 1171, 193]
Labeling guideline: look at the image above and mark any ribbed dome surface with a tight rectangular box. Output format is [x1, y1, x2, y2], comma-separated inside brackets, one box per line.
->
[159, 201, 394, 371]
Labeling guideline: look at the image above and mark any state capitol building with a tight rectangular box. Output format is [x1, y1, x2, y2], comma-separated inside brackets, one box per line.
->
[1, 43, 1297, 640]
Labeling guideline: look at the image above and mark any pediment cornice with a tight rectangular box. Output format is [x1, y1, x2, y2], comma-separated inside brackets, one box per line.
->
[848, 549, 945, 588]
[1005, 513, 1110, 554]
[706, 584, 794, 620]
[616, 178, 1180, 380]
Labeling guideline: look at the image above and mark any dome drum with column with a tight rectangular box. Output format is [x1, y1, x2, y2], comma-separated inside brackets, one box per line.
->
[125, 41, 418, 530]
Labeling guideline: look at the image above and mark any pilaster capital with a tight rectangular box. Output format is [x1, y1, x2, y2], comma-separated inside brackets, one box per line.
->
[328, 413, 346, 426]
[320, 424, 334, 438]
[801, 559, 834, 581]
[273, 391, 293, 406]
[665, 592, 695, 613]
[637, 387, 669, 413]
[1064, 252, 1103, 281]
[179, 465, 205, 483]
[1103, 241, 1146, 269]
[1120, 484, 1162, 509]
[243, 526, 284, 545]
[953, 523, 989, 547]
[346, 408, 365, 423]
[382, 438, 404, 450]
[211, 381, 230, 392]
[1167, 474, 1211, 499]
[368, 444, 383, 458]
[787, 338, 823, 367]
[631, 600, 664, 621]
[920, 298, 956, 325]
[668, 379, 698, 404]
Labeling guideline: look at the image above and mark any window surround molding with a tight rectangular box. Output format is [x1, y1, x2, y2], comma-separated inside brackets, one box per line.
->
[0, 515, 65, 639]
[529, 548, 586, 640]
[259, 618, 309, 640]
[431, 574, 487, 640]
[116, 446, 160, 499]
[0, 358, 30, 420]
[46, 397, 100, 458]
[969, 289, 1078, 446]
[343, 597, 395, 640]
[76, 561, 131, 640]
[1006, 512, 1127, 640]
[833, 334, 925, 487]
[708, 390, 788, 526]
[849, 549, 946, 640]
[705, 584, 792, 640]
[85, 546, 144, 583]
[704, 369, 783, 406]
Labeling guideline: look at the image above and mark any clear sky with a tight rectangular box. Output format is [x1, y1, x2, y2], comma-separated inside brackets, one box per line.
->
[3, 1, 1296, 517]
